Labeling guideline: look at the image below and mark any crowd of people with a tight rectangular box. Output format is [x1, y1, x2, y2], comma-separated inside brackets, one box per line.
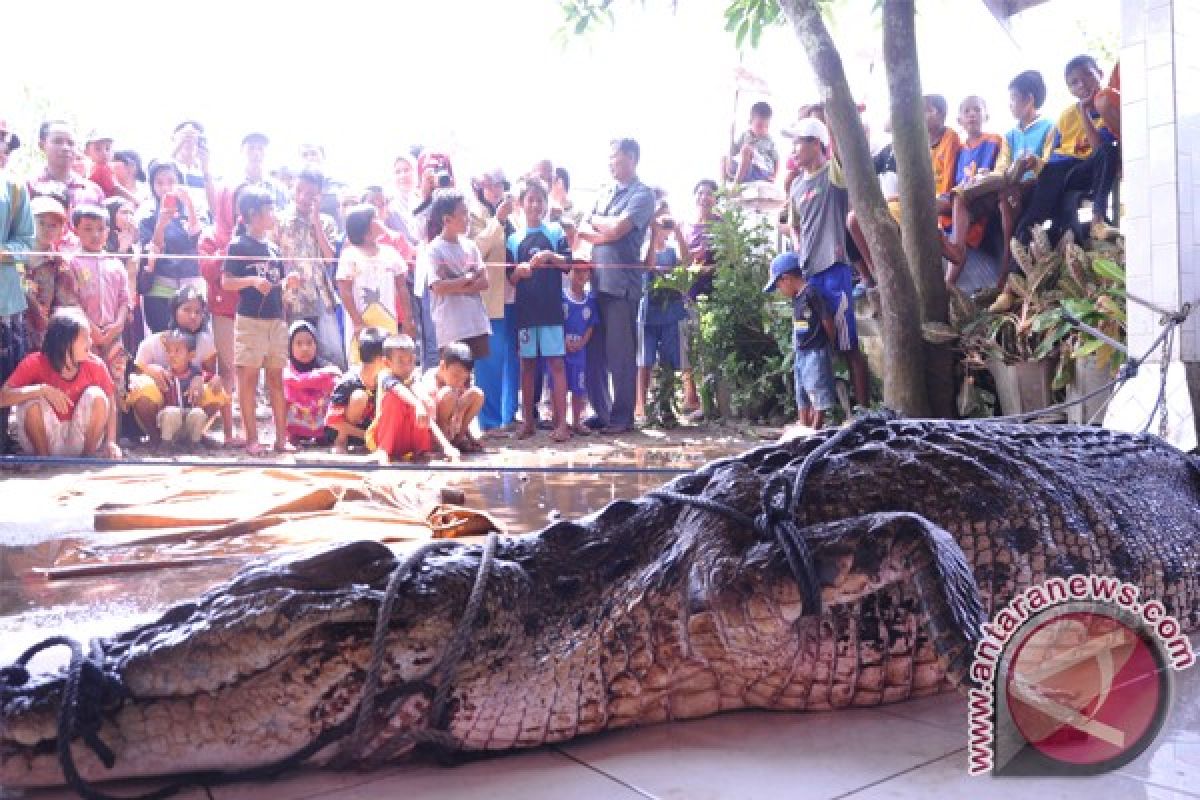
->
[0, 51, 1121, 459]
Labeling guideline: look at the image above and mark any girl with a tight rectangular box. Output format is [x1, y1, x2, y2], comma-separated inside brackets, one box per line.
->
[0, 308, 121, 458]
[127, 287, 230, 444]
[136, 160, 202, 333]
[283, 320, 340, 445]
[222, 186, 300, 455]
[104, 197, 145, 365]
[335, 204, 410, 365]
[424, 189, 490, 360]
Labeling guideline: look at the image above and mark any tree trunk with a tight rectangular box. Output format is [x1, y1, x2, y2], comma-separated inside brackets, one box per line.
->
[882, 0, 954, 417]
[778, 0, 930, 417]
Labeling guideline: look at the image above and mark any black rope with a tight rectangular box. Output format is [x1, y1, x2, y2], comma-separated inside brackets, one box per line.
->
[1, 534, 500, 798]
[648, 413, 886, 617]
[345, 532, 499, 761]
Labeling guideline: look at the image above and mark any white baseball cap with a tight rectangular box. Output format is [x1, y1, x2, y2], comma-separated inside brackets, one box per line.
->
[784, 117, 829, 150]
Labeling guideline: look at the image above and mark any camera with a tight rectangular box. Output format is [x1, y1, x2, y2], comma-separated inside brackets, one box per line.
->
[436, 170, 453, 188]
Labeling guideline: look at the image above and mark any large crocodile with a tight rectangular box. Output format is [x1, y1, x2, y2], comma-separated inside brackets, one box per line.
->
[3, 417, 1199, 793]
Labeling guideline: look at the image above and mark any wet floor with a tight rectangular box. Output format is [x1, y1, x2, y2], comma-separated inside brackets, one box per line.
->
[0, 433, 755, 668]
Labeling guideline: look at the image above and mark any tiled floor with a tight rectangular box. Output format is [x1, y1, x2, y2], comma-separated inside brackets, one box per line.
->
[14, 638, 1198, 800]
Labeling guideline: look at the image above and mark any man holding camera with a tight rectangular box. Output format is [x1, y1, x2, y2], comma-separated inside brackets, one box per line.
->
[576, 138, 654, 434]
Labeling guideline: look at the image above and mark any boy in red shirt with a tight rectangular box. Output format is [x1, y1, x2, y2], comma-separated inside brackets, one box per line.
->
[84, 132, 137, 204]
[366, 334, 456, 464]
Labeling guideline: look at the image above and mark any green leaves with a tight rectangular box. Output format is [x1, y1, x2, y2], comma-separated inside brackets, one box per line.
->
[723, 0, 784, 49]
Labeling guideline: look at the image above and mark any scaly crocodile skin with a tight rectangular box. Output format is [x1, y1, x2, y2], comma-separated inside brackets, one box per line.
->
[2, 418, 1197, 789]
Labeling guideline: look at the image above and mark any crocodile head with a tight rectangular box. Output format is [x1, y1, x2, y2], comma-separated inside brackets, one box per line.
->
[0, 539, 480, 789]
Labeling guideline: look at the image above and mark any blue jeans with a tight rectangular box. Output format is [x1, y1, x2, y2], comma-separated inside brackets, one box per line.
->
[475, 307, 519, 430]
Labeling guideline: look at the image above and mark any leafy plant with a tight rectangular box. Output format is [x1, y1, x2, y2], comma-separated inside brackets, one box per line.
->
[694, 200, 794, 422]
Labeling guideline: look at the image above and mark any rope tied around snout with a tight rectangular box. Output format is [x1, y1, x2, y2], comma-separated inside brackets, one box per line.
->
[0, 532, 500, 799]
[648, 413, 885, 617]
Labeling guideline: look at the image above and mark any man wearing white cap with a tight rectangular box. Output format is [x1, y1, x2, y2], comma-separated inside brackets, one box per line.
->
[784, 116, 868, 408]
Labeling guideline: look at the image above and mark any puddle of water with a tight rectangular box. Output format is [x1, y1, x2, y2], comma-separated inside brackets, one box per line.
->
[0, 440, 748, 669]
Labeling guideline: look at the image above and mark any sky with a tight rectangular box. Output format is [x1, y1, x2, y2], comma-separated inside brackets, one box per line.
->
[2, 0, 1118, 209]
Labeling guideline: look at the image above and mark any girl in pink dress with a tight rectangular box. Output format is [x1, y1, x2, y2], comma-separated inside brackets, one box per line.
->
[282, 320, 341, 444]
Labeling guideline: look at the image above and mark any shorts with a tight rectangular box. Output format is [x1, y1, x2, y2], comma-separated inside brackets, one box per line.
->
[458, 333, 491, 361]
[809, 263, 859, 351]
[15, 386, 107, 456]
[637, 321, 682, 369]
[517, 325, 565, 359]
[565, 353, 587, 394]
[793, 347, 834, 412]
[365, 390, 433, 458]
[234, 315, 288, 370]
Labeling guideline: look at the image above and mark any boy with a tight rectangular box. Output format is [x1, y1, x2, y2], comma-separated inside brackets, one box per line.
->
[155, 329, 212, 447]
[990, 71, 1056, 281]
[724, 101, 780, 186]
[1013, 55, 1120, 248]
[68, 205, 129, 402]
[563, 264, 596, 435]
[367, 334, 457, 464]
[83, 131, 136, 204]
[507, 178, 572, 442]
[325, 326, 387, 454]
[25, 195, 68, 350]
[764, 252, 835, 429]
[421, 342, 484, 454]
[941, 96, 1004, 284]
[927, 95, 964, 232]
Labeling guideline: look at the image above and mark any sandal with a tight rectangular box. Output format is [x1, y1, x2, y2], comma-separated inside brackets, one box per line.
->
[550, 426, 571, 443]
[571, 424, 591, 437]
[515, 424, 536, 440]
[274, 441, 298, 454]
[245, 441, 268, 457]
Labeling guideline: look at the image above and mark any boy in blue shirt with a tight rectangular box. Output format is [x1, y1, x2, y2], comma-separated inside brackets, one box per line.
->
[635, 209, 689, 423]
[563, 264, 596, 436]
[765, 252, 836, 429]
[507, 178, 572, 442]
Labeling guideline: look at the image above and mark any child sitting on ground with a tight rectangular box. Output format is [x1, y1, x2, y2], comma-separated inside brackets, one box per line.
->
[421, 342, 484, 454]
[366, 334, 458, 464]
[506, 178, 572, 441]
[146, 329, 216, 447]
[724, 101, 780, 185]
[283, 320, 341, 446]
[764, 252, 836, 430]
[67, 204, 130, 406]
[563, 264, 596, 435]
[325, 326, 387, 453]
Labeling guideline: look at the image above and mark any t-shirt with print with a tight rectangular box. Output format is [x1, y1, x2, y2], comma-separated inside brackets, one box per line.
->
[953, 134, 1004, 187]
[506, 222, 571, 330]
[996, 117, 1055, 179]
[682, 215, 719, 299]
[424, 235, 491, 348]
[335, 243, 406, 328]
[730, 130, 780, 181]
[5, 351, 114, 422]
[563, 287, 597, 370]
[787, 160, 849, 279]
[1049, 103, 1117, 164]
[792, 285, 831, 351]
[224, 235, 285, 319]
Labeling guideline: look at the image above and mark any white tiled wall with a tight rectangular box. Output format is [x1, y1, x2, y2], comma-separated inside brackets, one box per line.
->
[1121, 0, 1200, 361]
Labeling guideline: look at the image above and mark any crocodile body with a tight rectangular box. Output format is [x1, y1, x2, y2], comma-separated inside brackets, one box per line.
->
[3, 418, 1198, 790]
